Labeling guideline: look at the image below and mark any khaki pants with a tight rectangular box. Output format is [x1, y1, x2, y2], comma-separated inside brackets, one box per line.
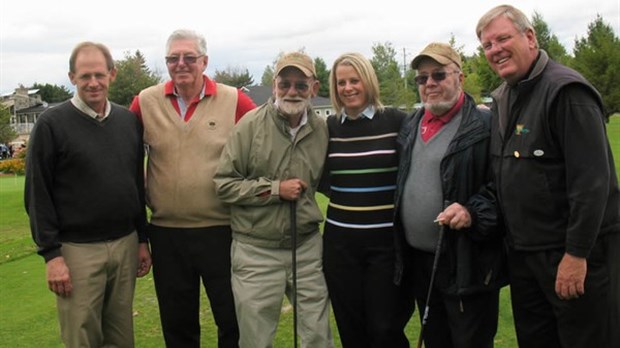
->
[57, 232, 138, 348]
[231, 232, 334, 348]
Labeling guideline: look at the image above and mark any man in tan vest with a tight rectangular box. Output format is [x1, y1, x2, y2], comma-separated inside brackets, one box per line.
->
[130, 29, 255, 348]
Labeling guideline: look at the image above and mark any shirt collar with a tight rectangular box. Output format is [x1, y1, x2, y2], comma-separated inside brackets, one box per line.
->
[164, 75, 216, 99]
[340, 105, 375, 123]
[71, 94, 111, 119]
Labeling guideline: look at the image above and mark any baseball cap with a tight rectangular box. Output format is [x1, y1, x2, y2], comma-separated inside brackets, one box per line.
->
[274, 52, 316, 78]
[410, 42, 462, 69]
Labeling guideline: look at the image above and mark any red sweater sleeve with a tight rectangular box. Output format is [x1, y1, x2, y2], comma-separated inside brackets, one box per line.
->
[129, 95, 142, 122]
[235, 90, 256, 124]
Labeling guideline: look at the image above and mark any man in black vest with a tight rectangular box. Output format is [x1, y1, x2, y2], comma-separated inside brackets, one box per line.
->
[477, 5, 620, 347]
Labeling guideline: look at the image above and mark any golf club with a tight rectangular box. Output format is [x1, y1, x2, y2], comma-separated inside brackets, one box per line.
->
[416, 214, 447, 348]
[290, 200, 298, 348]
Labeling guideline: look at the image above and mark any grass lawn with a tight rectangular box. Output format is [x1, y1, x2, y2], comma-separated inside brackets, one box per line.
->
[0, 115, 617, 347]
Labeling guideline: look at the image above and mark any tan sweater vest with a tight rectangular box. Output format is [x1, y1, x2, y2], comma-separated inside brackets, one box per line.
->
[139, 82, 238, 227]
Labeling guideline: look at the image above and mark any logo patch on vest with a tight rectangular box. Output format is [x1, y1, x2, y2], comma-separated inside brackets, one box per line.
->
[515, 124, 530, 135]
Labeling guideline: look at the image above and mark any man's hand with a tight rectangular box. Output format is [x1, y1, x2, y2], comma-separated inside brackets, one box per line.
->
[279, 178, 308, 201]
[435, 203, 472, 230]
[137, 243, 152, 277]
[555, 253, 587, 300]
[46, 257, 72, 297]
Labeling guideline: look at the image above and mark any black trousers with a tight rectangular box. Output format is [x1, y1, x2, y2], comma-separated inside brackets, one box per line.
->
[148, 225, 238, 348]
[409, 247, 499, 348]
[323, 230, 414, 348]
[507, 239, 613, 348]
[605, 232, 620, 348]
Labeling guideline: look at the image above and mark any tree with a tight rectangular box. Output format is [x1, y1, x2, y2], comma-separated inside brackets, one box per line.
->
[314, 57, 330, 98]
[531, 12, 570, 65]
[214, 66, 254, 88]
[108, 50, 161, 107]
[31, 83, 72, 103]
[370, 42, 414, 109]
[260, 65, 274, 86]
[572, 15, 620, 115]
[0, 104, 17, 145]
[468, 46, 503, 97]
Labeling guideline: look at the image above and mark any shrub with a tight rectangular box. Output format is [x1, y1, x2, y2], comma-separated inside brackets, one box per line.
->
[0, 158, 25, 175]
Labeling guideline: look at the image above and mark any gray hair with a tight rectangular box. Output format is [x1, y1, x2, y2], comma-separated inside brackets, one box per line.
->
[165, 29, 207, 55]
[476, 4, 538, 47]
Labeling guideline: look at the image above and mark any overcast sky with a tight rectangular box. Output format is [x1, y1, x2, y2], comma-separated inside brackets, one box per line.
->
[1, 0, 618, 94]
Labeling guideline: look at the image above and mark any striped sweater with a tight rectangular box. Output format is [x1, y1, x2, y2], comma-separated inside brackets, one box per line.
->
[324, 108, 406, 237]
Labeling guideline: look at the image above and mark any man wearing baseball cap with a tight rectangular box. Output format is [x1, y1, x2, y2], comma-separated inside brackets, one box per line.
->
[393, 42, 507, 347]
[215, 51, 334, 348]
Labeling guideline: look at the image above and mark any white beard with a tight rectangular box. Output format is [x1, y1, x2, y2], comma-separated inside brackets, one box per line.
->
[275, 97, 310, 117]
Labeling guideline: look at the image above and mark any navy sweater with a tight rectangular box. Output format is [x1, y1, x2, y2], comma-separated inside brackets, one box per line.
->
[25, 101, 146, 262]
[323, 108, 405, 244]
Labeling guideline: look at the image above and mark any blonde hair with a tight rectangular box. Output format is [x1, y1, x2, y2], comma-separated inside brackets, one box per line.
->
[329, 52, 384, 113]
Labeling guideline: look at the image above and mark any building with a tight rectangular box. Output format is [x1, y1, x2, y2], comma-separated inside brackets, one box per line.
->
[0, 88, 60, 145]
[242, 85, 335, 118]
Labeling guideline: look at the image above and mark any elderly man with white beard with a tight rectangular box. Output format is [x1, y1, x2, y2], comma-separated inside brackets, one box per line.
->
[214, 52, 334, 348]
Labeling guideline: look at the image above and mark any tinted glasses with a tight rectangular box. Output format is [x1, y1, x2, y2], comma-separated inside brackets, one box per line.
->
[276, 81, 310, 93]
[165, 55, 204, 65]
[414, 71, 459, 85]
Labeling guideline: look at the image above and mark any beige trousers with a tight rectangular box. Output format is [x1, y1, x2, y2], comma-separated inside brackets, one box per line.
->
[57, 232, 138, 348]
[231, 232, 334, 348]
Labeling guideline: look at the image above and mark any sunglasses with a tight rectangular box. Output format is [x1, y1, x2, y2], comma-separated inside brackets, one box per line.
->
[277, 81, 310, 92]
[414, 71, 458, 85]
[165, 55, 204, 65]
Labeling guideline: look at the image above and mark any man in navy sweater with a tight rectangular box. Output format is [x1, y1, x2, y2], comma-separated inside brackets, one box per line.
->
[25, 41, 151, 348]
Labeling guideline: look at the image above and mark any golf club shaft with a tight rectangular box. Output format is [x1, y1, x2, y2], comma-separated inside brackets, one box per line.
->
[290, 200, 298, 348]
[417, 206, 448, 348]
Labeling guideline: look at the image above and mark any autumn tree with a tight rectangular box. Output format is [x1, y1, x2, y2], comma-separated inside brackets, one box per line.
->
[214, 66, 254, 88]
[0, 104, 16, 144]
[572, 15, 620, 115]
[108, 50, 161, 107]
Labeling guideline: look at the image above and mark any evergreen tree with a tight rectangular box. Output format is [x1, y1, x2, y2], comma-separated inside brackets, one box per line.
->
[108, 50, 161, 107]
[572, 15, 620, 116]
[31, 83, 72, 103]
[214, 66, 254, 88]
[314, 57, 330, 98]
[531, 12, 570, 65]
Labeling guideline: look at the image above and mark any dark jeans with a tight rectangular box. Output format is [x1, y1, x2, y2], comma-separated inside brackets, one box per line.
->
[507, 240, 611, 348]
[148, 225, 239, 348]
[409, 247, 499, 348]
[323, 230, 413, 348]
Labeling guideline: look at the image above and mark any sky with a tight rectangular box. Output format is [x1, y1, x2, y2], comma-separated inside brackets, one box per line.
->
[1, 0, 618, 95]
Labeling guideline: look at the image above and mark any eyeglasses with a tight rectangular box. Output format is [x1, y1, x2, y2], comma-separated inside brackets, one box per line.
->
[165, 55, 204, 65]
[414, 71, 459, 85]
[277, 81, 310, 92]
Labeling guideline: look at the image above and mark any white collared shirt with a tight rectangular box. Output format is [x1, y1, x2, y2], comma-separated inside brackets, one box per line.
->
[340, 105, 376, 123]
[289, 110, 309, 140]
[71, 94, 111, 121]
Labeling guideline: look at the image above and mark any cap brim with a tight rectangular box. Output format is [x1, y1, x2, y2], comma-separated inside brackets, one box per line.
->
[410, 54, 453, 69]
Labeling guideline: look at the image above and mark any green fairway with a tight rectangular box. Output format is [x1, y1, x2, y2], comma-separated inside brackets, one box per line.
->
[0, 115, 617, 347]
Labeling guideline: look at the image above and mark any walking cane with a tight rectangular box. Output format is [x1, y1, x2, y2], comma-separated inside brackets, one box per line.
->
[416, 218, 447, 348]
[290, 200, 299, 348]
